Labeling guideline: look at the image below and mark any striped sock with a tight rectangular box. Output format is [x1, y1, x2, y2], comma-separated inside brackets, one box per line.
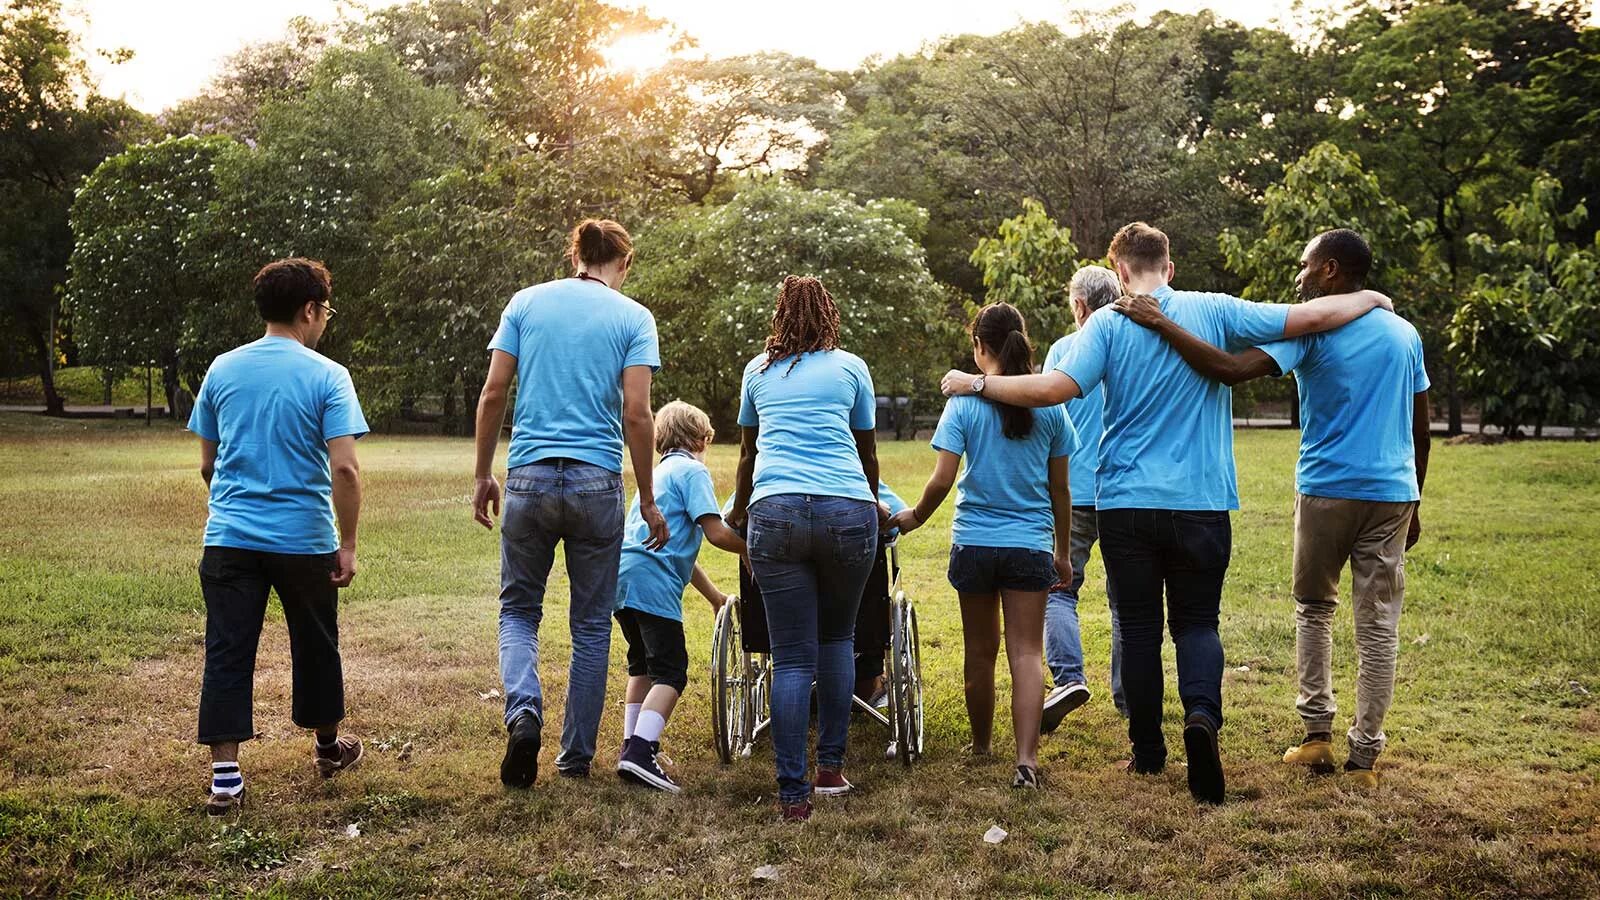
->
[211, 762, 243, 797]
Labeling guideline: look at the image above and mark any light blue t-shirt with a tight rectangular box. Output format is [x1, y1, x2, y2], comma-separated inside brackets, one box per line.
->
[878, 482, 908, 516]
[488, 278, 660, 473]
[1057, 284, 1289, 511]
[187, 336, 369, 554]
[1258, 309, 1429, 502]
[737, 349, 877, 505]
[616, 451, 723, 621]
[931, 394, 1079, 553]
[1044, 332, 1105, 509]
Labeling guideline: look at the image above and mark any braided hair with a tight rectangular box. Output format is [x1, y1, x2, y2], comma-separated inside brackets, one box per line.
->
[971, 302, 1035, 440]
[760, 275, 842, 376]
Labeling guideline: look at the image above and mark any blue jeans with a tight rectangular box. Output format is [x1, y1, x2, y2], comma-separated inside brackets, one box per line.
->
[748, 494, 878, 804]
[1045, 507, 1125, 715]
[498, 460, 624, 772]
[1097, 508, 1231, 771]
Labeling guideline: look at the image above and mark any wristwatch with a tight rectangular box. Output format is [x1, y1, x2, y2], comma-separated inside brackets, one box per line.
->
[972, 374, 987, 396]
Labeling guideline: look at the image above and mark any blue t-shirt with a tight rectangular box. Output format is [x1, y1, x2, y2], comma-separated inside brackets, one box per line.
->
[931, 394, 1079, 553]
[737, 349, 877, 505]
[488, 278, 660, 473]
[1258, 309, 1429, 502]
[187, 336, 369, 554]
[616, 451, 722, 621]
[1044, 332, 1105, 509]
[1056, 285, 1289, 511]
[878, 482, 908, 516]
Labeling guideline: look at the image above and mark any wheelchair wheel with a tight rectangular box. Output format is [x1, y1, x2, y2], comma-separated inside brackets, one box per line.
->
[710, 596, 747, 764]
[888, 593, 925, 766]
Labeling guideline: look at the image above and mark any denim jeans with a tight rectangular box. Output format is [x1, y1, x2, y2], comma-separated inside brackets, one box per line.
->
[748, 494, 878, 804]
[1045, 507, 1125, 714]
[1097, 508, 1231, 770]
[498, 460, 624, 772]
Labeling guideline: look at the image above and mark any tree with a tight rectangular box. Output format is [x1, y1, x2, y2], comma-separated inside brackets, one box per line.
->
[1450, 176, 1600, 436]
[1526, 30, 1600, 241]
[65, 135, 244, 415]
[968, 199, 1081, 342]
[160, 17, 330, 139]
[0, 0, 142, 413]
[627, 180, 956, 434]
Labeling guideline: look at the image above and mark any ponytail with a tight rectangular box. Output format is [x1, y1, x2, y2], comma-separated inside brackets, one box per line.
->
[568, 218, 633, 269]
[971, 302, 1036, 440]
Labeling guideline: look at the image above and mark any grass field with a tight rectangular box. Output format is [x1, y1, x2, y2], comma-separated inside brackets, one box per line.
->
[1, 412, 1596, 898]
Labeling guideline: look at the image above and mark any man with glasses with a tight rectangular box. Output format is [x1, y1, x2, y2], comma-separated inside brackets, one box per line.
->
[188, 257, 369, 817]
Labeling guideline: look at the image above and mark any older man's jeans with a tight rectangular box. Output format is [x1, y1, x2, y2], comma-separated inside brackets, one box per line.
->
[498, 460, 623, 773]
[748, 494, 878, 805]
[1044, 506, 1125, 715]
[1098, 508, 1231, 771]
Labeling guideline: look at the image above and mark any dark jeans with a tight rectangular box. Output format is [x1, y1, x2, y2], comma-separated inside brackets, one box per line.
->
[197, 546, 344, 744]
[748, 494, 878, 804]
[1097, 508, 1231, 770]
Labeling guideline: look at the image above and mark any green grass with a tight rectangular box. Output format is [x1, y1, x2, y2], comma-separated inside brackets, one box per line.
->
[0, 412, 1596, 897]
[0, 366, 159, 407]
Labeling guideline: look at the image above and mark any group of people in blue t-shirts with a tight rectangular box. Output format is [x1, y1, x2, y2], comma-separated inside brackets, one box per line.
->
[188, 216, 1429, 821]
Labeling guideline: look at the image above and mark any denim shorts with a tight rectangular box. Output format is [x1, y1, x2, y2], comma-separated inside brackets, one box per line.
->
[947, 544, 1057, 593]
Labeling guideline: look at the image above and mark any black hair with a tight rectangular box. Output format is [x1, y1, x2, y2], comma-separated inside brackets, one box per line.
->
[971, 302, 1035, 440]
[253, 257, 331, 324]
[1312, 229, 1373, 287]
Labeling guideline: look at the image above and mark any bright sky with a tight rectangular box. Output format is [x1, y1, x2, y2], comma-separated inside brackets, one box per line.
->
[77, 0, 1303, 112]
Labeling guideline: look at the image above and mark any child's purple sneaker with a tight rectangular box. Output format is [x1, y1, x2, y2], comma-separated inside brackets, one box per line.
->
[617, 737, 681, 794]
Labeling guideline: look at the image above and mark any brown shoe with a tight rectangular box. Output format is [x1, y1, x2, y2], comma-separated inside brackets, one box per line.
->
[314, 735, 364, 778]
[205, 788, 244, 818]
[1282, 739, 1337, 774]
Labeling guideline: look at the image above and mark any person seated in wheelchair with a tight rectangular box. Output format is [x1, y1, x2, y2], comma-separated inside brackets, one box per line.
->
[614, 401, 746, 794]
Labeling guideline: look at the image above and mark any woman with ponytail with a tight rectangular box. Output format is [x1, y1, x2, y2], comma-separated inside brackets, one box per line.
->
[889, 302, 1078, 789]
[727, 275, 882, 822]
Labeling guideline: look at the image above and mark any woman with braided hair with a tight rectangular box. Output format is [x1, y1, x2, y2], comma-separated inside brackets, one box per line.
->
[727, 275, 883, 822]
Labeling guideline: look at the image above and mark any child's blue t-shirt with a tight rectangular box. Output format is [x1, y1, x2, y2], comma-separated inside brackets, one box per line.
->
[931, 395, 1078, 553]
[616, 451, 722, 621]
[187, 336, 369, 554]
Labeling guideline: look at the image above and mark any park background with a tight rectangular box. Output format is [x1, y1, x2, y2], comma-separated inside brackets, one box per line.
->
[1, 0, 1597, 896]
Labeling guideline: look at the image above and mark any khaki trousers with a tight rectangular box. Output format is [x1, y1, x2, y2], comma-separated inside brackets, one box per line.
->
[1292, 493, 1416, 767]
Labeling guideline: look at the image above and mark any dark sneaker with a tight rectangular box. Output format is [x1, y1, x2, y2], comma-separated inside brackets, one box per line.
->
[617, 737, 681, 794]
[314, 736, 364, 779]
[814, 767, 852, 797]
[1183, 714, 1225, 805]
[1040, 682, 1091, 735]
[556, 764, 590, 779]
[779, 799, 813, 822]
[500, 711, 540, 789]
[1012, 764, 1040, 790]
[205, 788, 243, 819]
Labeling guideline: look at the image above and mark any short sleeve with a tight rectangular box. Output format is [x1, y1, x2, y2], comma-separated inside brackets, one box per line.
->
[187, 371, 219, 441]
[1221, 295, 1290, 349]
[625, 309, 661, 371]
[1048, 407, 1080, 459]
[1042, 335, 1070, 373]
[487, 300, 521, 357]
[737, 365, 759, 428]
[1410, 333, 1431, 394]
[1257, 337, 1307, 377]
[930, 398, 967, 456]
[1058, 314, 1110, 395]
[683, 463, 721, 522]
[849, 357, 877, 431]
[878, 482, 909, 515]
[322, 368, 370, 441]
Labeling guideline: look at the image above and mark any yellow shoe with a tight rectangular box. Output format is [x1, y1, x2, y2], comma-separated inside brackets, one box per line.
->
[1282, 740, 1337, 774]
[1342, 766, 1379, 790]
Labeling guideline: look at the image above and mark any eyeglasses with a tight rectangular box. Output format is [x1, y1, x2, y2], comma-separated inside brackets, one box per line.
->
[317, 301, 337, 319]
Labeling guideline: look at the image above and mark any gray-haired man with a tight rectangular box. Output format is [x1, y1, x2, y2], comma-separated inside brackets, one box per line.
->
[1039, 265, 1125, 733]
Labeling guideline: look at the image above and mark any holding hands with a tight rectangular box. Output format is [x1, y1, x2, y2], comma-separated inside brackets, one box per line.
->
[888, 508, 924, 535]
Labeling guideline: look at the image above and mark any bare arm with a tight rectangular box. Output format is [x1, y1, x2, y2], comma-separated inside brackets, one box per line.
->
[854, 428, 883, 525]
[200, 439, 217, 486]
[698, 514, 748, 557]
[690, 563, 728, 611]
[941, 369, 1081, 406]
[1047, 454, 1073, 582]
[727, 426, 758, 529]
[889, 449, 961, 534]
[1283, 289, 1392, 338]
[1408, 390, 1431, 550]
[328, 435, 361, 588]
[621, 365, 669, 550]
[472, 350, 515, 528]
[1112, 293, 1281, 386]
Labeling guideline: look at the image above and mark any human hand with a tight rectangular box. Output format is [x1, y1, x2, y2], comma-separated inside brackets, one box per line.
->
[331, 547, 358, 588]
[1406, 508, 1421, 550]
[876, 501, 892, 530]
[473, 475, 501, 529]
[726, 506, 747, 531]
[1369, 290, 1395, 312]
[1112, 293, 1166, 328]
[941, 369, 978, 397]
[641, 500, 671, 551]
[1053, 553, 1073, 584]
[889, 508, 922, 535]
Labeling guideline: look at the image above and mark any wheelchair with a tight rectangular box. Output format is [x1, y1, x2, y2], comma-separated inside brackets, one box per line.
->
[709, 539, 925, 767]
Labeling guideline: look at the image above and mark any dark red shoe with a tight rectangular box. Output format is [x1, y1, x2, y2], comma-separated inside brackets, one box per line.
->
[814, 767, 853, 797]
[780, 799, 813, 822]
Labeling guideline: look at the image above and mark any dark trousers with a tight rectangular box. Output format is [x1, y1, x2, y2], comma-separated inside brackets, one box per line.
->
[197, 546, 344, 744]
[1097, 508, 1231, 769]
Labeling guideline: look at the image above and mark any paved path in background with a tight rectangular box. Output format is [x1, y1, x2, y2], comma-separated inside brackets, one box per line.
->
[0, 404, 170, 416]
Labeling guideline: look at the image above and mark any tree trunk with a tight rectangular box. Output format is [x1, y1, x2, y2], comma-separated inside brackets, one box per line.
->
[162, 357, 180, 418]
[27, 319, 64, 416]
[101, 370, 113, 405]
[460, 379, 480, 438]
[1445, 365, 1463, 436]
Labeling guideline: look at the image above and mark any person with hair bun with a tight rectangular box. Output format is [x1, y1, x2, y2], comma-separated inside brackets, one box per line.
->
[727, 275, 882, 822]
[472, 218, 668, 789]
[891, 302, 1078, 790]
